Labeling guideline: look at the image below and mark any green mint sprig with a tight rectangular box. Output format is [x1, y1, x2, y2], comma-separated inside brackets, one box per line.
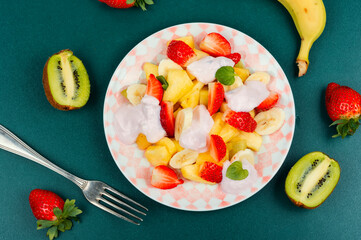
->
[226, 161, 249, 180]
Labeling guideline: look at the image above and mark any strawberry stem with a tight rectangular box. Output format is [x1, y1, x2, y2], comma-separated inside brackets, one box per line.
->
[330, 118, 360, 138]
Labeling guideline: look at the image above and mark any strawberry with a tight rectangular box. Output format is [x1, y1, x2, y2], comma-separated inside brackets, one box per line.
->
[225, 53, 241, 64]
[151, 165, 184, 189]
[160, 101, 175, 137]
[209, 135, 227, 162]
[146, 74, 163, 103]
[208, 82, 225, 115]
[99, 0, 154, 10]
[223, 109, 257, 132]
[199, 162, 223, 183]
[325, 82, 361, 138]
[199, 33, 232, 57]
[256, 91, 279, 112]
[167, 40, 196, 67]
[29, 189, 82, 240]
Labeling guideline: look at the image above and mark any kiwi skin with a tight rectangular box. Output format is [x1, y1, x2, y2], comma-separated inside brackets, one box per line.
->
[42, 49, 89, 111]
[285, 151, 341, 209]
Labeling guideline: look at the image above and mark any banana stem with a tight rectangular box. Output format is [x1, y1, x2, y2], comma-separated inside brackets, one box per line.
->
[296, 39, 313, 77]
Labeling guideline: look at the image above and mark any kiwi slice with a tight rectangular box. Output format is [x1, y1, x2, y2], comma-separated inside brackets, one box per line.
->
[285, 152, 340, 209]
[43, 49, 90, 110]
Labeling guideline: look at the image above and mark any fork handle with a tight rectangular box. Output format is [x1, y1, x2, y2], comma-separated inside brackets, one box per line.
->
[0, 125, 86, 188]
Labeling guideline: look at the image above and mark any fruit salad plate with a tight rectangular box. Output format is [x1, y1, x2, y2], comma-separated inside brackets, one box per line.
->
[103, 23, 295, 211]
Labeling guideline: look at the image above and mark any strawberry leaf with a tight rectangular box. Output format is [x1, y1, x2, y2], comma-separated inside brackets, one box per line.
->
[126, 0, 135, 4]
[53, 207, 62, 218]
[226, 161, 249, 180]
[331, 118, 360, 138]
[37, 220, 56, 229]
[46, 226, 58, 240]
[216, 66, 236, 86]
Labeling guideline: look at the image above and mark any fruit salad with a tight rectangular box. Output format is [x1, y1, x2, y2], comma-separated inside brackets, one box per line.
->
[114, 32, 285, 194]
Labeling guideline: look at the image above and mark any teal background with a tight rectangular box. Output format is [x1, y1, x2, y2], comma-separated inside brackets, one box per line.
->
[0, 0, 360, 239]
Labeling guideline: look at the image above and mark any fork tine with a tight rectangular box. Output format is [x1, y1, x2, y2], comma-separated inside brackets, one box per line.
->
[91, 200, 140, 225]
[104, 185, 148, 211]
[99, 196, 143, 221]
[102, 191, 146, 216]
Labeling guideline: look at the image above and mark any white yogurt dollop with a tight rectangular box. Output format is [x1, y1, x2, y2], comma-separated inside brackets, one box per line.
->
[220, 159, 258, 195]
[225, 81, 269, 112]
[114, 95, 166, 145]
[179, 105, 214, 152]
[186, 56, 235, 84]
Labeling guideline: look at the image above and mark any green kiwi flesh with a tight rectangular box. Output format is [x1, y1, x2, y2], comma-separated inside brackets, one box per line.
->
[285, 152, 340, 209]
[43, 49, 90, 110]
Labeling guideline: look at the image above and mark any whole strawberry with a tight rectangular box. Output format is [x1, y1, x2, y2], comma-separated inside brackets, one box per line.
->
[99, 0, 154, 10]
[29, 189, 82, 240]
[325, 82, 361, 138]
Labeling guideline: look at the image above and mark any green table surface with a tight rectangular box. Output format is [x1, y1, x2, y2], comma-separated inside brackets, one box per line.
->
[1, 1, 361, 239]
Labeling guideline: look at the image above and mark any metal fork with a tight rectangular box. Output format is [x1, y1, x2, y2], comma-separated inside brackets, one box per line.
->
[0, 125, 147, 225]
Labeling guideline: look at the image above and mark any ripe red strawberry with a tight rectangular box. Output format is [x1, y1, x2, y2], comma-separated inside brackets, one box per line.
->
[199, 33, 232, 57]
[209, 135, 227, 162]
[199, 162, 223, 183]
[256, 91, 279, 111]
[225, 53, 241, 64]
[160, 101, 175, 137]
[151, 165, 184, 189]
[29, 189, 82, 240]
[208, 82, 225, 115]
[146, 74, 163, 103]
[99, 0, 153, 10]
[223, 109, 257, 132]
[325, 82, 361, 138]
[167, 40, 196, 67]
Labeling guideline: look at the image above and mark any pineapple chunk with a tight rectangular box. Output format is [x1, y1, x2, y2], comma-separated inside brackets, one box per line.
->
[220, 102, 230, 113]
[145, 145, 172, 166]
[185, 49, 210, 66]
[227, 139, 247, 159]
[249, 110, 256, 118]
[136, 134, 151, 150]
[234, 67, 250, 82]
[210, 112, 224, 135]
[179, 81, 205, 108]
[186, 70, 196, 80]
[167, 36, 195, 49]
[236, 131, 263, 152]
[181, 164, 215, 184]
[219, 123, 239, 143]
[234, 61, 245, 69]
[171, 138, 184, 152]
[156, 137, 177, 156]
[196, 151, 228, 166]
[143, 62, 159, 80]
[163, 69, 193, 103]
[173, 107, 182, 118]
[199, 88, 208, 106]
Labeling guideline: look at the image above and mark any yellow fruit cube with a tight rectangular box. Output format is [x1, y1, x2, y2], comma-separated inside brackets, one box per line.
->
[171, 139, 184, 152]
[236, 131, 263, 152]
[144, 145, 172, 166]
[186, 70, 196, 80]
[220, 102, 230, 113]
[143, 62, 159, 80]
[167, 36, 195, 49]
[219, 123, 239, 143]
[179, 81, 204, 108]
[194, 49, 209, 60]
[156, 137, 177, 156]
[181, 164, 215, 184]
[249, 110, 256, 118]
[227, 139, 247, 159]
[210, 112, 224, 135]
[163, 69, 193, 103]
[234, 61, 245, 69]
[196, 151, 228, 166]
[136, 134, 151, 150]
[234, 67, 250, 82]
[199, 88, 208, 107]
[173, 107, 182, 118]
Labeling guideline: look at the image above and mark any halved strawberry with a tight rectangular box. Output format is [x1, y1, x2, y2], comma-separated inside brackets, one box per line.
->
[209, 135, 227, 162]
[225, 53, 241, 64]
[199, 33, 231, 57]
[256, 91, 279, 112]
[223, 109, 257, 132]
[151, 165, 184, 189]
[208, 82, 225, 115]
[167, 40, 196, 67]
[146, 74, 163, 103]
[160, 101, 175, 137]
[199, 162, 223, 183]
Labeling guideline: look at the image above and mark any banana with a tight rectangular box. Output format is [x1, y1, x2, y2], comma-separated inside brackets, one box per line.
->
[223, 76, 243, 92]
[254, 107, 285, 135]
[278, 0, 326, 77]
[246, 72, 270, 85]
[126, 84, 147, 105]
[158, 59, 183, 78]
[230, 149, 255, 165]
[174, 108, 193, 140]
[169, 149, 199, 169]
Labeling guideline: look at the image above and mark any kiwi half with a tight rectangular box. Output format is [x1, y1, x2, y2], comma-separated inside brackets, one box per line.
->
[285, 152, 340, 209]
[43, 49, 90, 110]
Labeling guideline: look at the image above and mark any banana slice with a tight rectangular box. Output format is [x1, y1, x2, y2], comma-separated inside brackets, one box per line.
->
[223, 76, 243, 92]
[158, 59, 183, 78]
[126, 84, 147, 105]
[230, 149, 255, 165]
[174, 108, 193, 140]
[246, 72, 271, 85]
[169, 149, 199, 169]
[254, 107, 285, 135]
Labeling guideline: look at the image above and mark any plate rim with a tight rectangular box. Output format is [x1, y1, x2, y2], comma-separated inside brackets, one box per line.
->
[103, 22, 296, 211]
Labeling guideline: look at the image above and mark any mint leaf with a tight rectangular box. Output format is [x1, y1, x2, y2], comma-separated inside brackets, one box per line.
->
[156, 75, 169, 90]
[226, 161, 249, 180]
[216, 66, 236, 86]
